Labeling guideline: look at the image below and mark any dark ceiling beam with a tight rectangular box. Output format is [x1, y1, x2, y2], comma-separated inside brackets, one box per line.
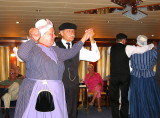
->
[0, 37, 27, 40]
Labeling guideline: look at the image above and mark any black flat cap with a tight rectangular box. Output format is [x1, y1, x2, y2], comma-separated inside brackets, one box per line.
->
[59, 23, 77, 30]
[116, 33, 127, 40]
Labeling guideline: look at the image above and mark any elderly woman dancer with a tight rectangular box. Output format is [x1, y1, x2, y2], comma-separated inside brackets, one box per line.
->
[129, 35, 160, 118]
[14, 19, 94, 118]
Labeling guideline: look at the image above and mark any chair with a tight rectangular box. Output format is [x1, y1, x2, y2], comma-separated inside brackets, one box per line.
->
[103, 79, 111, 107]
[0, 88, 17, 118]
[87, 80, 110, 107]
[0, 98, 17, 118]
[78, 84, 88, 109]
[87, 91, 107, 106]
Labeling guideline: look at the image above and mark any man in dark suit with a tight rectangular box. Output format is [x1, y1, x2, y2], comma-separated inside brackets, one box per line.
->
[56, 23, 100, 118]
[109, 33, 155, 118]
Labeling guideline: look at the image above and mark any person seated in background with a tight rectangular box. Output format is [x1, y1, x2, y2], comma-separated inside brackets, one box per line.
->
[0, 68, 23, 118]
[15, 66, 24, 80]
[84, 64, 104, 112]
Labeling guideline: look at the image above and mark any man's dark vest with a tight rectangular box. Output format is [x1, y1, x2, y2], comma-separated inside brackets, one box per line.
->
[56, 40, 80, 87]
[110, 43, 130, 75]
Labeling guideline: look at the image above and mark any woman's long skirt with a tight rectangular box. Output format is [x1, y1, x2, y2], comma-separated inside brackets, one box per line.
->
[129, 76, 160, 118]
[14, 78, 68, 118]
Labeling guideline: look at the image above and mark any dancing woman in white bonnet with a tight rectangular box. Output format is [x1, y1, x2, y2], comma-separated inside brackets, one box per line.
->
[14, 19, 94, 118]
[129, 35, 160, 118]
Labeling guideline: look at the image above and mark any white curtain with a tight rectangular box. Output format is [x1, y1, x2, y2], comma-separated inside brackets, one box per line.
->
[97, 47, 110, 79]
[16, 47, 26, 76]
[0, 46, 10, 81]
[78, 46, 110, 81]
[0, 46, 111, 82]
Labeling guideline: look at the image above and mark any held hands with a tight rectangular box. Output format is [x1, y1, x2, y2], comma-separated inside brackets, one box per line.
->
[88, 28, 95, 43]
[28, 28, 41, 42]
[81, 28, 95, 43]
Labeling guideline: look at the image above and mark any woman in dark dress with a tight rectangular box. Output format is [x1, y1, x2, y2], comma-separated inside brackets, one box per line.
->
[129, 35, 160, 118]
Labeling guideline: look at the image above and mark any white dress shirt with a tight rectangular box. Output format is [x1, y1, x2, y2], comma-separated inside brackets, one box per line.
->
[107, 43, 154, 58]
[61, 39, 100, 62]
[107, 43, 154, 72]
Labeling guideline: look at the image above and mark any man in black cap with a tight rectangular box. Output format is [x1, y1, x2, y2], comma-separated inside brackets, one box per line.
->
[109, 33, 155, 118]
[56, 22, 100, 118]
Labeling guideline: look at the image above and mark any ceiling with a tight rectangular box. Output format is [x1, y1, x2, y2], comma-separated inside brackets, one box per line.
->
[0, 0, 160, 39]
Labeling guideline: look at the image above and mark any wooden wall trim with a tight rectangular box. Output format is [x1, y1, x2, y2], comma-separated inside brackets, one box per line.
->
[0, 37, 159, 47]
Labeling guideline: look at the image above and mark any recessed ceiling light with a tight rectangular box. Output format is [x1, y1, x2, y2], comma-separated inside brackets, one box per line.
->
[16, 21, 19, 24]
[36, 9, 41, 12]
[35, 18, 39, 21]
[151, 34, 154, 37]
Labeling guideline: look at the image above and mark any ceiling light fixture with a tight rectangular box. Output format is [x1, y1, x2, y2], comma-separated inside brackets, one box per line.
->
[16, 21, 19, 24]
[11, 53, 16, 57]
[74, 0, 160, 21]
[35, 18, 39, 21]
[36, 9, 41, 12]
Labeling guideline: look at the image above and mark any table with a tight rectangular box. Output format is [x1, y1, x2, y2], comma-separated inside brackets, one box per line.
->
[79, 84, 88, 109]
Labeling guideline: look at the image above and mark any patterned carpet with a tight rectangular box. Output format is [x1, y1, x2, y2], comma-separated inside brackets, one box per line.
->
[78, 106, 112, 118]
